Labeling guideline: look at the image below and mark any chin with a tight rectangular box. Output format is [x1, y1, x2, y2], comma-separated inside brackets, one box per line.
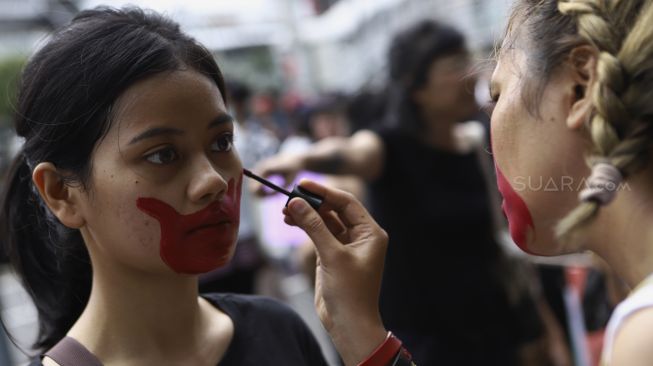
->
[521, 227, 577, 257]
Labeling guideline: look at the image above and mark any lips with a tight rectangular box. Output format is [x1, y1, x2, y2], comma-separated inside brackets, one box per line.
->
[136, 174, 243, 274]
[490, 126, 536, 253]
[495, 166, 535, 253]
[186, 221, 231, 235]
[180, 201, 236, 235]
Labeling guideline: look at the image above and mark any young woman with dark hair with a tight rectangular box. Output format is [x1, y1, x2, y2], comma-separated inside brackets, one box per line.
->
[0, 7, 401, 366]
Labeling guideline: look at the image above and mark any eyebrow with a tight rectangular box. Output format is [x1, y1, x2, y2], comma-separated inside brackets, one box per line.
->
[128, 113, 234, 145]
[208, 113, 234, 128]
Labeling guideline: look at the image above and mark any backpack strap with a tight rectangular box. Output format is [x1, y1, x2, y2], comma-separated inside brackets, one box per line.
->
[43, 337, 103, 366]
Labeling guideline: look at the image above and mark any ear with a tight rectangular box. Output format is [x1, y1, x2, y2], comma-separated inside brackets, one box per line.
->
[32, 162, 85, 229]
[566, 45, 599, 130]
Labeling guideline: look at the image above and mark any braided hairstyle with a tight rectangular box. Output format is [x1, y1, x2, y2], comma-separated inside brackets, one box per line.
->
[508, 0, 653, 240]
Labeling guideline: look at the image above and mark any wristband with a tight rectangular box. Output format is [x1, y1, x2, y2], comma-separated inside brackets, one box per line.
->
[391, 347, 415, 366]
[358, 331, 402, 366]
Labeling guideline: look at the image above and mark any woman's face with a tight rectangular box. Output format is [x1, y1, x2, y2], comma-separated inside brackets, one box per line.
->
[489, 45, 590, 255]
[77, 70, 242, 275]
[413, 51, 479, 121]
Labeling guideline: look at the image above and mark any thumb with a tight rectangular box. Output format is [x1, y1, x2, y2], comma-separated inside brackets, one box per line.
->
[287, 197, 336, 256]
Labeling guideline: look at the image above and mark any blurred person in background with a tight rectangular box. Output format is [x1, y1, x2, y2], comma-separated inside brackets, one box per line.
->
[250, 89, 291, 141]
[346, 89, 389, 133]
[255, 19, 561, 365]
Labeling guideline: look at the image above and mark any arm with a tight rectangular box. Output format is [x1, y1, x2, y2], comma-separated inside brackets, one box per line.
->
[302, 130, 384, 180]
[253, 130, 384, 191]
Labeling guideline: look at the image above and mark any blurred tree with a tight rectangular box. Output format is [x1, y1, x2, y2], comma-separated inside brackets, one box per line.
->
[0, 56, 25, 127]
[0, 56, 23, 264]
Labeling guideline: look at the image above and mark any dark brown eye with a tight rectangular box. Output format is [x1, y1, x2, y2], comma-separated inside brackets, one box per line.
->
[211, 133, 234, 153]
[145, 147, 179, 165]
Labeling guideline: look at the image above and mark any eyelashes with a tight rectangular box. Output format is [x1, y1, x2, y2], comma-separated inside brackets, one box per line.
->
[143, 132, 235, 166]
[210, 132, 234, 153]
[146, 146, 179, 165]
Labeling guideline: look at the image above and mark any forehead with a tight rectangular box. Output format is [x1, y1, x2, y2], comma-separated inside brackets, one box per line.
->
[111, 70, 226, 133]
[429, 50, 469, 68]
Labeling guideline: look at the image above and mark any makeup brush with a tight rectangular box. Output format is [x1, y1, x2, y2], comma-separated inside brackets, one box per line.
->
[243, 169, 323, 210]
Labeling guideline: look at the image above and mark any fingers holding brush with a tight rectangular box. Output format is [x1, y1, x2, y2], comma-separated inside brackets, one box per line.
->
[283, 205, 348, 243]
[284, 179, 389, 366]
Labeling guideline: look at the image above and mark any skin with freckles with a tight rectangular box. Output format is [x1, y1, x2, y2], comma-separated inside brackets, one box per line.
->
[74, 70, 242, 276]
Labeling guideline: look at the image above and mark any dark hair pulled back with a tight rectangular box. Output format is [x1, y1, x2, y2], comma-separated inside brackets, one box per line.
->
[0, 6, 226, 351]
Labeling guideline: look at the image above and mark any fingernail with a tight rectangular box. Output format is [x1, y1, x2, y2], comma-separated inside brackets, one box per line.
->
[289, 199, 308, 215]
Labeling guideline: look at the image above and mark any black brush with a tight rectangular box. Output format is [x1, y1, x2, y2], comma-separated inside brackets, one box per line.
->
[243, 169, 323, 210]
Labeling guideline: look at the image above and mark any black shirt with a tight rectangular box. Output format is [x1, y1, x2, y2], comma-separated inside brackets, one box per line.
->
[207, 293, 328, 366]
[30, 293, 328, 366]
[371, 128, 501, 323]
[371, 127, 534, 364]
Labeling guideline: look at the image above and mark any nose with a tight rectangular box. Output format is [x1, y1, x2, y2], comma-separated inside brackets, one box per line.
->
[187, 156, 228, 204]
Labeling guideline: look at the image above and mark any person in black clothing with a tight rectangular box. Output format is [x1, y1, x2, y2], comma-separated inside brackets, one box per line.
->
[255, 20, 547, 365]
[0, 7, 394, 366]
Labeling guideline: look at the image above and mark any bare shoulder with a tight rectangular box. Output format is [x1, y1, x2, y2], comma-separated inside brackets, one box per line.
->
[42, 356, 61, 366]
[611, 306, 653, 365]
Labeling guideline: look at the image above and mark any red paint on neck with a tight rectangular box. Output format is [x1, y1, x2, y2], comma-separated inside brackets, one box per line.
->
[136, 174, 242, 274]
[495, 166, 535, 253]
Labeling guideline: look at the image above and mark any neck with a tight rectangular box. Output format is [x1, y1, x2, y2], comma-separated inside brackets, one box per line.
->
[68, 257, 227, 363]
[586, 171, 653, 289]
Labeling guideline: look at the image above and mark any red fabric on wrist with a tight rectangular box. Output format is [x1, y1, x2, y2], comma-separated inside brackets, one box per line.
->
[358, 331, 402, 366]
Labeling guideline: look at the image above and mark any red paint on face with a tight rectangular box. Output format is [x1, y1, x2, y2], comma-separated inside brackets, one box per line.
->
[490, 126, 535, 253]
[136, 175, 242, 274]
[495, 166, 535, 253]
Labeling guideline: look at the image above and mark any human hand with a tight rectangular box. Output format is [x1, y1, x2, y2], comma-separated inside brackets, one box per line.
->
[250, 154, 304, 196]
[283, 179, 388, 366]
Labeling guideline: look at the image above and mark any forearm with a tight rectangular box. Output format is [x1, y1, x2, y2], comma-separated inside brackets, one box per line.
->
[301, 137, 361, 176]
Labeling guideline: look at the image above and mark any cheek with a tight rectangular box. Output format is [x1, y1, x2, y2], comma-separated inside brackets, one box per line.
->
[491, 98, 544, 252]
[86, 181, 164, 269]
[491, 100, 587, 255]
[118, 199, 160, 250]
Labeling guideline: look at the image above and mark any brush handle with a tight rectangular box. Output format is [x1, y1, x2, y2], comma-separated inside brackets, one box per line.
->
[286, 185, 324, 210]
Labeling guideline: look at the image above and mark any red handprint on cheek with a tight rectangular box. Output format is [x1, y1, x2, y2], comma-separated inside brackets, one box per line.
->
[136, 174, 242, 274]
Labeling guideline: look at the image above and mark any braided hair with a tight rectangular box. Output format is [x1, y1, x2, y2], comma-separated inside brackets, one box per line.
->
[507, 0, 653, 240]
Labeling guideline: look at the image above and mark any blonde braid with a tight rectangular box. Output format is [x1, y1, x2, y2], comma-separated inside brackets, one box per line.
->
[555, 0, 653, 239]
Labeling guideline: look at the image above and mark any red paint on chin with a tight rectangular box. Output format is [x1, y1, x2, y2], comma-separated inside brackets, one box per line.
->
[136, 175, 242, 274]
[495, 166, 536, 254]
